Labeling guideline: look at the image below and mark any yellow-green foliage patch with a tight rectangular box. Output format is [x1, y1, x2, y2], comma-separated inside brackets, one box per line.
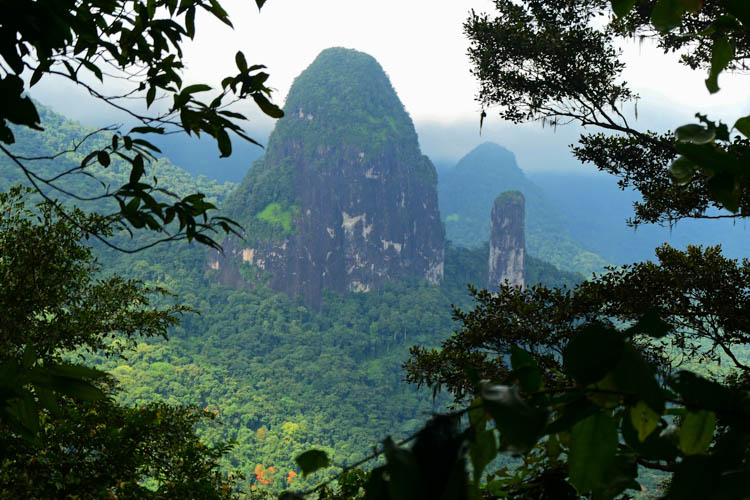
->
[256, 202, 296, 232]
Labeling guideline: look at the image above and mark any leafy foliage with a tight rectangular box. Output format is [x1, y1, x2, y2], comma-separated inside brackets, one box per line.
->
[467, 0, 750, 225]
[0, 187, 240, 497]
[0, 0, 284, 251]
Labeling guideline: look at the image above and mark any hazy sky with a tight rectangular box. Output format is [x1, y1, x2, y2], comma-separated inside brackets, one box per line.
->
[31, 0, 750, 170]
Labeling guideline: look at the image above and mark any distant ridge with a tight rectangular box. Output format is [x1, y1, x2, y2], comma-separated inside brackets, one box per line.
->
[439, 142, 606, 275]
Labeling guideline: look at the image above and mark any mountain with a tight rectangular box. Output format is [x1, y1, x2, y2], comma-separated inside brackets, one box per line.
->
[215, 47, 445, 306]
[488, 191, 525, 290]
[439, 142, 606, 275]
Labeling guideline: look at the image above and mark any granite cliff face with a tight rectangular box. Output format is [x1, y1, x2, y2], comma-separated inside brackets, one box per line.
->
[488, 191, 525, 290]
[212, 48, 444, 306]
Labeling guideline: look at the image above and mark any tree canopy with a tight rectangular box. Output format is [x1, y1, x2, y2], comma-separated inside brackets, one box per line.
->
[0, 187, 242, 498]
[468, 0, 750, 226]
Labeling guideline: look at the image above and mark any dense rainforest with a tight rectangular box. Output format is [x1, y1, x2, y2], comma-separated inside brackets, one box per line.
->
[1, 103, 582, 494]
[3, 1, 750, 498]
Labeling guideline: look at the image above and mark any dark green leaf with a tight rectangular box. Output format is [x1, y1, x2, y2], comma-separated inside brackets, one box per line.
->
[469, 430, 497, 483]
[666, 456, 718, 499]
[294, 449, 329, 477]
[252, 93, 284, 119]
[733, 115, 750, 138]
[675, 124, 715, 144]
[626, 308, 672, 338]
[129, 126, 165, 135]
[706, 173, 739, 213]
[146, 86, 156, 108]
[129, 155, 146, 184]
[651, 0, 685, 32]
[97, 151, 110, 167]
[563, 323, 624, 386]
[184, 5, 196, 37]
[278, 493, 305, 500]
[546, 397, 600, 434]
[631, 400, 660, 442]
[724, 0, 750, 27]
[34, 386, 61, 417]
[509, 346, 542, 392]
[216, 129, 232, 158]
[613, 344, 664, 413]
[45, 363, 106, 380]
[235, 51, 248, 73]
[255, 0, 267, 10]
[364, 466, 389, 500]
[22, 345, 36, 369]
[706, 36, 734, 94]
[669, 156, 696, 184]
[598, 454, 639, 499]
[611, 0, 637, 17]
[568, 412, 617, 495]
[48, 377, 104, 401]
[6, 394, 40, 437]
[679, 410, 715, 455]
[78, 59, 103, 82]
[181, 84, 212, 95]
[622, 416, 678, 461]
[383, 437, 424, 500]
[669, 371, 734, 413]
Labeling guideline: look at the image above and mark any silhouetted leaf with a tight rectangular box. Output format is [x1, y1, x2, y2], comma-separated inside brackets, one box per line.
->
[253, 93, 284, 119]
[626, 308, 672, 338]
[97, 151, 110, 167]
[651, 0, 685, 32]
[295, 449, 329, 477]
[733, 115, 750, 138]
[611, 0, 636, 17]
[706, 36, 734, 93]
[563, 323, 624, 386]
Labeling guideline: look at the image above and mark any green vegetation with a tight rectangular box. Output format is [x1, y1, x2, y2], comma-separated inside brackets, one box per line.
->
[3, 100, 584, 497]
[257, 202, 298, 233]
[5, 1, 750, 498]
[494, 189, 524, 206]
[0, 187, 240, 499]
[278, 47, 419, 157]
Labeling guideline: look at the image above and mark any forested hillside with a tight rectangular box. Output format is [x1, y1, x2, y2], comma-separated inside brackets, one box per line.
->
[3, 102, 582, 494]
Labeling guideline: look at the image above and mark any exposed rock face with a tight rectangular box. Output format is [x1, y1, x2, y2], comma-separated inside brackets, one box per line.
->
[212, 47, 444, 306]
[488, 191, 525, 290]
